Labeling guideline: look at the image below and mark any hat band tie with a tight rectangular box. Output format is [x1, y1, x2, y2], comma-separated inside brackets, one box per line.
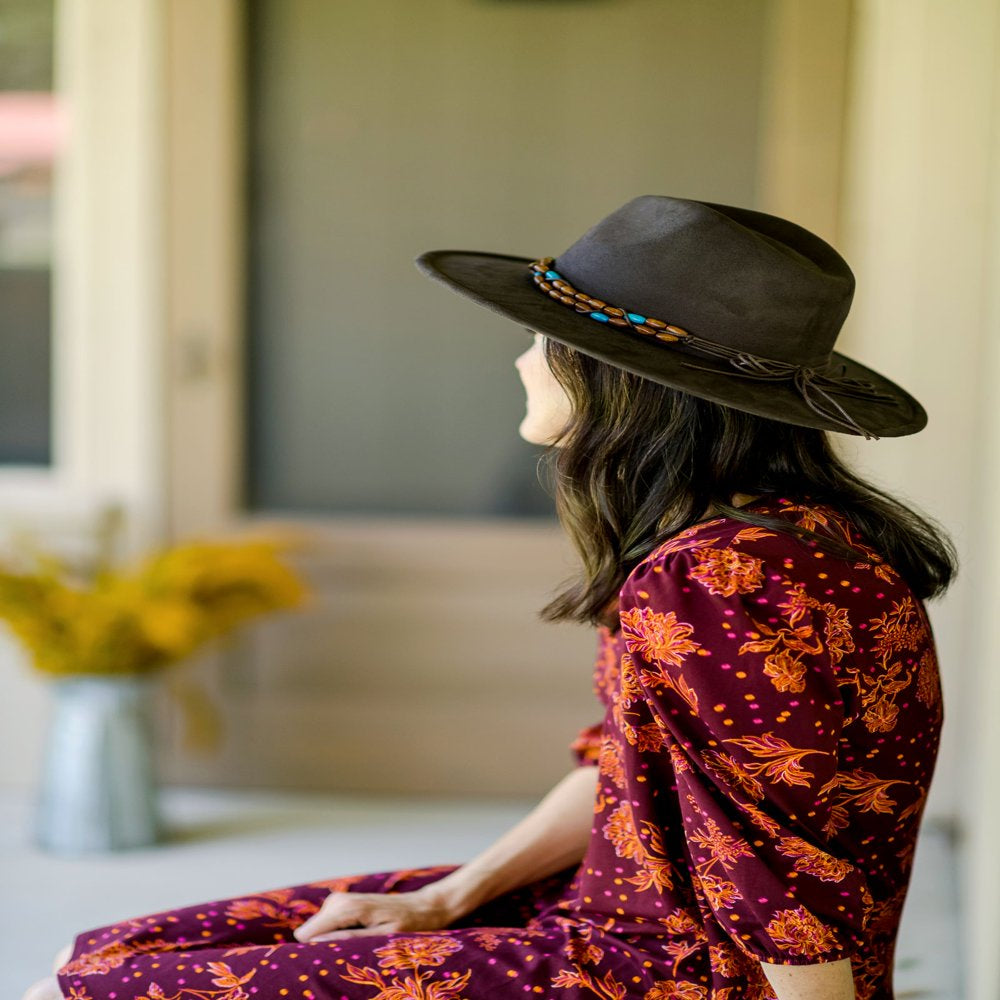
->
[528, 257, 896, 440]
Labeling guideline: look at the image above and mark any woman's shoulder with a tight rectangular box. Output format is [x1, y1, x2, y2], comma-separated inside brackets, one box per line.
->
[622, 495, 898, 599]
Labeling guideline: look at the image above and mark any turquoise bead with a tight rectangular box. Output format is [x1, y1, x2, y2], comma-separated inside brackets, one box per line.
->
[545, 270, 560, 280]
[590, 312, 610, 323]
[627, 313, 646, 324]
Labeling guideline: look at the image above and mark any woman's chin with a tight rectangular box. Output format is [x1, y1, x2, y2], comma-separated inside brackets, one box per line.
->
[518, 421, 554, 447]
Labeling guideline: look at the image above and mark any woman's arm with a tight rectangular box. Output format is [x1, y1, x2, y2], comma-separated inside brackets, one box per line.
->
[425, 763, 599, 921]
[294, 764, 599, 941]
[760, 957, 857, 1000]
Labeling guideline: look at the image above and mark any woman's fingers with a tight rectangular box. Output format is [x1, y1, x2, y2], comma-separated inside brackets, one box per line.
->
[293, 886, 452, 942]
[293, 893, 371, 942]
[310, 922, 398, 942]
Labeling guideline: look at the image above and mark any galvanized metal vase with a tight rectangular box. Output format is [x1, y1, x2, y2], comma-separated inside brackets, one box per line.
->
[35, 674, 162, 853]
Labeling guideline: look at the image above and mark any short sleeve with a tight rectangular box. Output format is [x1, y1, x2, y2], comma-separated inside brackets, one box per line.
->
[619, 543, 873, 966]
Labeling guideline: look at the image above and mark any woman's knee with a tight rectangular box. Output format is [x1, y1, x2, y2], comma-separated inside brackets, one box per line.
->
[51, 943, 73, 973]
[21, 975, 63, 1000]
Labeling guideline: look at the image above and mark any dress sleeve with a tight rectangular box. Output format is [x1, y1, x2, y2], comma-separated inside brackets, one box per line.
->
[569, 625, 617, 768]
[569, 721, 603, 767]
[619, 544, 873, 966]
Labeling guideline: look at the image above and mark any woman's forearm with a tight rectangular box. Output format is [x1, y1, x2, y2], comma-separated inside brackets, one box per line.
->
[760, 957, 857, 1000]
[424, 765, 599, 921]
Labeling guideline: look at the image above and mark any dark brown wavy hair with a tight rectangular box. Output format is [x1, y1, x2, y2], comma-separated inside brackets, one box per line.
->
[537, 337, 958, 629]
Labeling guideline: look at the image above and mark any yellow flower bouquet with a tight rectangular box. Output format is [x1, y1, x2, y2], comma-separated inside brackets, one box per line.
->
[0, 536, 309, 676]
[6, 532, 311, 852]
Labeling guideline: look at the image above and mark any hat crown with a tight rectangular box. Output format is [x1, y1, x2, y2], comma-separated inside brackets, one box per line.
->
[554, 196, 855, 367]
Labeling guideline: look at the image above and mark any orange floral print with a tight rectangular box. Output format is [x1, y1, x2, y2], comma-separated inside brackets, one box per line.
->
[598, 735, 627, 788]
[621, 607, 700, 666]
[708, 940, 747, 977]
[701, 749, 765, 801]
[603, 802, 645, 864]
[224, 888, 317, 928]
[551, 966, 630, 1000]
[137, 963, 255, 1000]
[340, 961, 472, 1000]
[689, 547, 766, 596]
[688, 817, 754, 871]
[915, 648, 942, 709]
[765, 906, 840, 958]
[761, 648, 807, 693]
[776, 836, 856, 882]
[643, 980, 708, 1000]
[722, 732, 828, 787]
[820, 768, 911, 816]
[63, 939, 183, 977]
[374, 935, 464, 970]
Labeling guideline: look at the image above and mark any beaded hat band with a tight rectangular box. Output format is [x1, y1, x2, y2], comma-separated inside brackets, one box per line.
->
[528, 257, 896, 440]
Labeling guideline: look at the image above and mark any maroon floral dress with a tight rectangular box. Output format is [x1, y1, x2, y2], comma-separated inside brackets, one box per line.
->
[57, 497, 943, 1000]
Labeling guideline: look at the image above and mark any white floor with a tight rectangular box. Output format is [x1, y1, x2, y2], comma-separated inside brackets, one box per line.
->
[1, 788, 962, 999]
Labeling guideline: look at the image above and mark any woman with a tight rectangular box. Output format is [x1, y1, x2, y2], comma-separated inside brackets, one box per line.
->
[31, 196, 955, 1000]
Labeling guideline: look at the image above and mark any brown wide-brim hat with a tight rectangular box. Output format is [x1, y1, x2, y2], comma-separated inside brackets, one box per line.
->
[415, 195, 927, 439]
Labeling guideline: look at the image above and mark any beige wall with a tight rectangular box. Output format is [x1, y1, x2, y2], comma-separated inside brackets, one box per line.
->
[837, 2, 1000, 994]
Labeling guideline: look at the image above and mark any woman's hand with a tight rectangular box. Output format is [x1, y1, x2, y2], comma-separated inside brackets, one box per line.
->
[293, 884, 457, 942]
[294, 765, 598, 943]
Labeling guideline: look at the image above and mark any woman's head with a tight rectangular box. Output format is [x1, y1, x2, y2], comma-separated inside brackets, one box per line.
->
[521, 334, 956, 627]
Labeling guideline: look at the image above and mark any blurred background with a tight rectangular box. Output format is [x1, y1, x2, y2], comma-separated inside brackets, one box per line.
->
[0, 0, 997, 997]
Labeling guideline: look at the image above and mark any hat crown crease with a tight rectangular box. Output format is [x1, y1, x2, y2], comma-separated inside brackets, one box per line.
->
[552, 195, 851, 369]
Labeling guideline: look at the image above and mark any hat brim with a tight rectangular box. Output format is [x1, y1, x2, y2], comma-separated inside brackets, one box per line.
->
[416, 249, 927, 438]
